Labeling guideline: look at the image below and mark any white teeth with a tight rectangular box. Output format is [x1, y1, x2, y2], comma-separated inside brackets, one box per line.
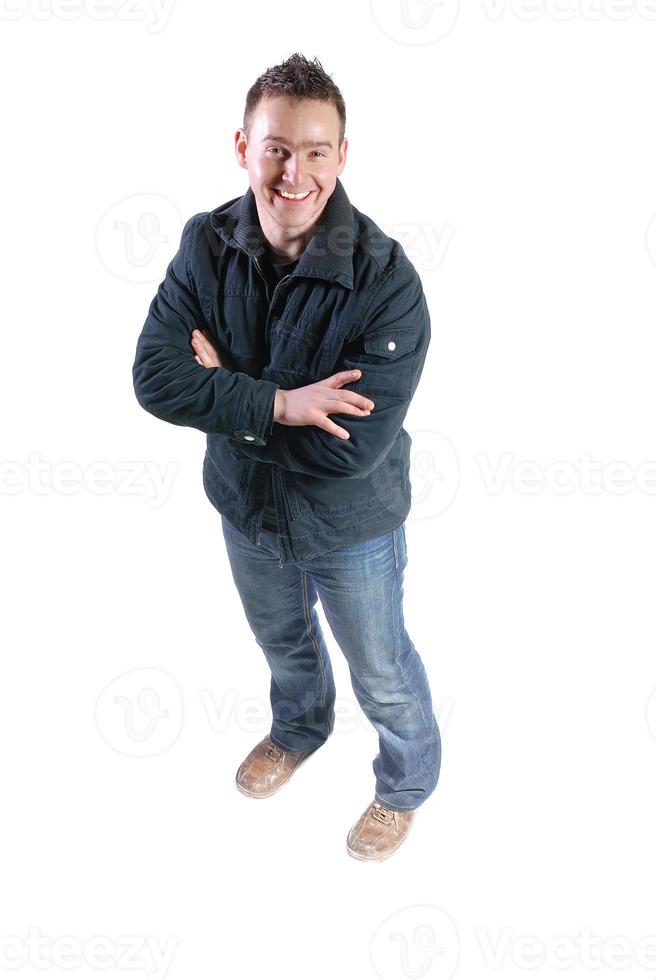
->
[277, 189, 311, 199]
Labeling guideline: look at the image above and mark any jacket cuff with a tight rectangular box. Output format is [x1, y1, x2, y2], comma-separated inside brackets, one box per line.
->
[232, 379, 279, 446]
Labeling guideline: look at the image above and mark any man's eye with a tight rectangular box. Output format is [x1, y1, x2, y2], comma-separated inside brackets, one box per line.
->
[267, 148, 325, 158]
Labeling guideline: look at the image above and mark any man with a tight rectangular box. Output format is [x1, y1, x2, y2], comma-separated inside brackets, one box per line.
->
[132, 53, 441, 862]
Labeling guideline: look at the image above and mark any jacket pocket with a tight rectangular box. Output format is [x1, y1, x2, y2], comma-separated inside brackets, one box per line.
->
[351, 324, 417, 398]
[268, 316, 324, 375]
[206, 439, 253, 500]
[286, 459, 397, 519]
[360, 323, 417, 359]
[287, 472, 360, 518]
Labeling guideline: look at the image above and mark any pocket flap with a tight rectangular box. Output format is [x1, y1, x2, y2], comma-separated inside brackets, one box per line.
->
[361, 325, 417, 359]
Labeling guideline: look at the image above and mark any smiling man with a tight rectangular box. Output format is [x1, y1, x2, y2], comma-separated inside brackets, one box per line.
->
[132, 53, 441, 862]
[241, 94, 344, 263]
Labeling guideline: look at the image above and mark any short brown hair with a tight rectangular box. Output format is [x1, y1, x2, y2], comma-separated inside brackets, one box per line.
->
[243, 52, 346, 147]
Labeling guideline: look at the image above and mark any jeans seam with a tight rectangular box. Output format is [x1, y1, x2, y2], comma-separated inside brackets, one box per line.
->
[391, 539, 431, 734]
[421, 753, 437, 781]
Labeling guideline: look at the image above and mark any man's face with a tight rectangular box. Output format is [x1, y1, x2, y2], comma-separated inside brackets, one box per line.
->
[235, 95, 348, 239]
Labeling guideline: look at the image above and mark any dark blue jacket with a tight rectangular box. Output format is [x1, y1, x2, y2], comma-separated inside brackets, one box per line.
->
[132, 177, 431, 563]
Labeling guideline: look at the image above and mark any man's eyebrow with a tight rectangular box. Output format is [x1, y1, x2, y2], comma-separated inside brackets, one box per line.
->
[260, 135, 333, 149]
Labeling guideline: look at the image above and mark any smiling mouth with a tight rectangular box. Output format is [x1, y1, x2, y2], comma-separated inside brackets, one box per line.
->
[273, 189, 315, 201]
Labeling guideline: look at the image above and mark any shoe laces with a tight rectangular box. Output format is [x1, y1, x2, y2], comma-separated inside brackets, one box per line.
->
[371, 802, 395, 824]
[264, 742, 283, 764]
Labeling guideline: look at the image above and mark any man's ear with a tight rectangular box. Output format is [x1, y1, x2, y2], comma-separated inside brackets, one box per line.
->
[234, 128, 248, 170]
[336, 136, 348, 175]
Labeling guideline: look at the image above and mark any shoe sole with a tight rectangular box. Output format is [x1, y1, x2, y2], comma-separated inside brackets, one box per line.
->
[346, 820, 413, 862]
[345, 839, 405, 862]
[235, 745, 319, 799]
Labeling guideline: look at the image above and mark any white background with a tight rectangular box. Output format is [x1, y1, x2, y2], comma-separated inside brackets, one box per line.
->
[2, 1, 656, 978]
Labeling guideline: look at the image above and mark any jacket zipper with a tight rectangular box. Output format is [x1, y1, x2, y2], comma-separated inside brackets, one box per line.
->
[253, 256, 292, 329]
[253, 256, 291, 567]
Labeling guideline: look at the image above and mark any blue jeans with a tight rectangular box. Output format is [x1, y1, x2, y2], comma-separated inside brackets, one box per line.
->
[220, 514, 441, 812]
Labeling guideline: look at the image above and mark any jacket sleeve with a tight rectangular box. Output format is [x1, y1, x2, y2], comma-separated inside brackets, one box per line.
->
[132, 215, 279, 444]
[229, 262, 431, 479]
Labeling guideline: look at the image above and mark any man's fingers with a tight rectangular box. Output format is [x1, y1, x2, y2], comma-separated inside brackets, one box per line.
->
[325, 399, 372, 417]
[326, 369, 361, 387]
[193, 340, 211, 367]
[191, 328, 223, 368]
[328, 368, 362, 387]
[316, 417, 351, 440]
[192, 330, 210, 355]
[323, 372, 374, 411]
[327, 391, 375, 412]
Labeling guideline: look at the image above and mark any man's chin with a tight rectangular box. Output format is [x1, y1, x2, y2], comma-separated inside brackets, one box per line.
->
[270, 203, 319, 227]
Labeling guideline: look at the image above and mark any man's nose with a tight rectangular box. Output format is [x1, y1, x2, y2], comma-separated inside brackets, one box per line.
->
[282, 154, 306, 187]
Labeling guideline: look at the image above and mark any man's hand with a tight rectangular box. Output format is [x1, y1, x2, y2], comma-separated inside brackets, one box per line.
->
[275, 370, 374, 440]
[191, 329, 224, 368]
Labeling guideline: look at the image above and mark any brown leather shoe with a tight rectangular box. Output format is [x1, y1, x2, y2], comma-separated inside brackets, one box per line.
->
[235, 735, 318, 798]
[346, 801, 416, 861]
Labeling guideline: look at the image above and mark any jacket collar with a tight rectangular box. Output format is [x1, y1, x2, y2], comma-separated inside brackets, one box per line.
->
[208, 176, 355, 289]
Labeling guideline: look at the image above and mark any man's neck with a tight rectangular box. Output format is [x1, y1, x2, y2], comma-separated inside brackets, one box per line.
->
[268, 245, 302, 264]
[265, 235, 308, 265]
[257, 201, 327, 265]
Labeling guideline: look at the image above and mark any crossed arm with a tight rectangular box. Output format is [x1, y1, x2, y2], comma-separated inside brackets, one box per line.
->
[133, 216, 430, 480]
[191, 267, 431, 482]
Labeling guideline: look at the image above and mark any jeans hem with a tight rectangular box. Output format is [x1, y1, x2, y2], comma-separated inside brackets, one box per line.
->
[374, 791, 420, 813]
[269, 732, 327, 754]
